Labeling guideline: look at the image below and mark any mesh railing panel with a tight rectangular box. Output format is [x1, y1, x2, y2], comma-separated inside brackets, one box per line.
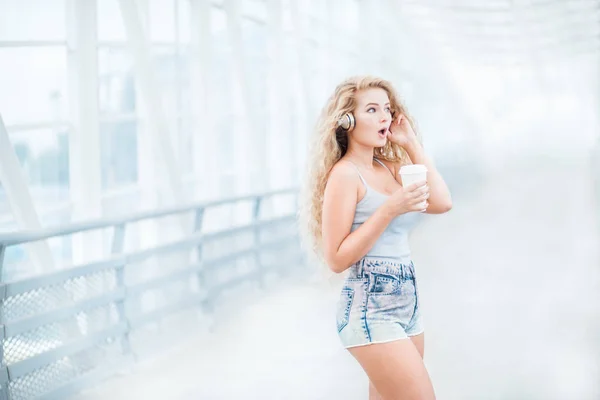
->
[0, 191, 302, 399]
[7, 339, 124, 400]
[2, 269, 117, 322]
[3, 303, 119, 365]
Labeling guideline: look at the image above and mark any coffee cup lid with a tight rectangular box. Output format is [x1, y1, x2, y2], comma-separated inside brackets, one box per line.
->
[399, 164, 428, 174]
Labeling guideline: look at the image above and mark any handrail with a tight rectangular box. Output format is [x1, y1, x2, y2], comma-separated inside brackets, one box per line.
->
[0, 187, 298, 246]
[0, 186, 304, 400]
[1, 215, 296, 298]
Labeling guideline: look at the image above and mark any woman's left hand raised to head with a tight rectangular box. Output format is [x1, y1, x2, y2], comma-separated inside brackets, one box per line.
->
[388, 114, 453, 214]
[387, 114, 418, 149]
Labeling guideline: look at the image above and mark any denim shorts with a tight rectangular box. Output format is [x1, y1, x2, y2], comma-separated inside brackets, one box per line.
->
[336, 257, 423, 348]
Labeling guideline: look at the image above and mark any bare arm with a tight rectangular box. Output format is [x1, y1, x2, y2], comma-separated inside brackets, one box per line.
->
[321, 162, 428, 273]
[321, 163, 395, 273]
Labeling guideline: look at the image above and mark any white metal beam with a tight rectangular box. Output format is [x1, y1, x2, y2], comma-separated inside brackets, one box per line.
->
[190, 0, 218, 199]
[0, 114, 54, 275]
[0, 41, 67, 48]
[131, 0, 160, 248]
[117, 0, 185, 208]
[265, 0, 288, 190]
[318, 1, 332, 90]
[288, 0, 311, 184]
[119, 0, 190, 310]
[224, 0, 259, 194]
[66, 0, 104, 265]
[6, 121, 73, 132]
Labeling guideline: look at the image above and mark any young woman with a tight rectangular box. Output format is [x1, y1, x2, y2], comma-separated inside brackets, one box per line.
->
[299, 76, 452, 399]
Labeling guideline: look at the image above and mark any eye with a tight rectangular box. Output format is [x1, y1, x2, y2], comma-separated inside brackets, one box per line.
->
[367, 107, 376, 113]
[385, 107, 391, 113]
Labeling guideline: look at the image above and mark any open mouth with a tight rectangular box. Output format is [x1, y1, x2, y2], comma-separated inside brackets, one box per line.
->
[378, 128, 387, 138]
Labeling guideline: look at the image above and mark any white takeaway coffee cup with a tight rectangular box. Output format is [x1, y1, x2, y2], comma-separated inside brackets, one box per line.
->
[399, 164, 428, 209]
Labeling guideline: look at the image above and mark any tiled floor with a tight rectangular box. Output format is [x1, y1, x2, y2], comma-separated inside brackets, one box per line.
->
[78, 156, 600, 400]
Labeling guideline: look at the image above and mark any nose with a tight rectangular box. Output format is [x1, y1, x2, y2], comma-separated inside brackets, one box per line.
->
[380, 110, 390, 123]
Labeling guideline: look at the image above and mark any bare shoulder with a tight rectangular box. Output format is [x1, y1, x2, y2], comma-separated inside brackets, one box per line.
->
[328, 160, 360, 184]
[322, 160, 360, 234]
[324, 160, 360, 199]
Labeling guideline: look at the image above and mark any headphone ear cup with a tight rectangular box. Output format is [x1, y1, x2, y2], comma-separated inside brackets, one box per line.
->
[337, 113, 355, 132]
[347, 113, 355, 132]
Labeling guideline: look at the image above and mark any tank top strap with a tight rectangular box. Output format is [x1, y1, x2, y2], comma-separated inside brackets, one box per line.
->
[347, 161, 368, 188]
[373, 158, 386, 168]
[374, 158, 395, 178]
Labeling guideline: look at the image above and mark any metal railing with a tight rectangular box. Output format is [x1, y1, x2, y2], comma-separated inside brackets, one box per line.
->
[0, 188, 303, 400]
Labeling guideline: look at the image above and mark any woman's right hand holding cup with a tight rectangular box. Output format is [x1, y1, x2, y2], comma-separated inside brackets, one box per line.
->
[384, 181, 429, 216]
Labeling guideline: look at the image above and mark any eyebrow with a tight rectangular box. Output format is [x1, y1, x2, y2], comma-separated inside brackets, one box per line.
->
[365, 102, 390, 107]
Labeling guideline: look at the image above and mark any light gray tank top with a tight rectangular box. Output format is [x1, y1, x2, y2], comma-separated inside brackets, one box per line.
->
[349, 159, 422, 264]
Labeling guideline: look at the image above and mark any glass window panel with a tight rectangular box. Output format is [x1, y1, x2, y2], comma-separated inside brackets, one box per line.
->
[241, 19, 267, 176]
[0, 183, 16, 231]
[153, 48, 181, 117]
[149, 0, 176, 42]
[100, 121, 138, 189]
[98, 48, 136, 115]
[242, 19, 267, 115]
[0, 0, 66, 41]
[2, 245, 31, 280]
[209, 8, 234, 168]
[281, 0, 293, 33]
[211, 6, 228, 37]
[98, 0, 127, 42]
[242, 0, 267, 21]
[0, 47, 68, 126]
[210, 6, 233, 142]
[178, 53, 192, 116]
[7, 128, 70, 202]
[2, 235, 73, 280]
[163, 117, 193, 181]
[177, 117, 194, 174]
[176, 0, 191, 44]
[0, 127, 72, 273]
[213, 115, 233, 167]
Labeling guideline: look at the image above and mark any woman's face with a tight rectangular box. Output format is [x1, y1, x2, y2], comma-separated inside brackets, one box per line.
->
[349, 88, 393, 148]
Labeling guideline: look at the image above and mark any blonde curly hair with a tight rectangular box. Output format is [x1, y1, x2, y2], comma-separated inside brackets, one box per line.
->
[298, 75, 420, 262]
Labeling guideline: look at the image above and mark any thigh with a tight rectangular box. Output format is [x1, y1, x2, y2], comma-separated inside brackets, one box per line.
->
[349, 339, 436, 400]
[367, 333, 425, 400]
[369, 381, 383, 400]
[410, 332, 425, 359]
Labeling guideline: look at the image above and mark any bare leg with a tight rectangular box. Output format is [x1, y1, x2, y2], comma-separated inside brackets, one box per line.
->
[367, 333, 426, 399]
[410, 332, 425, 359]
[369, 380, 383, 400]
[349, 339, 435, 400]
